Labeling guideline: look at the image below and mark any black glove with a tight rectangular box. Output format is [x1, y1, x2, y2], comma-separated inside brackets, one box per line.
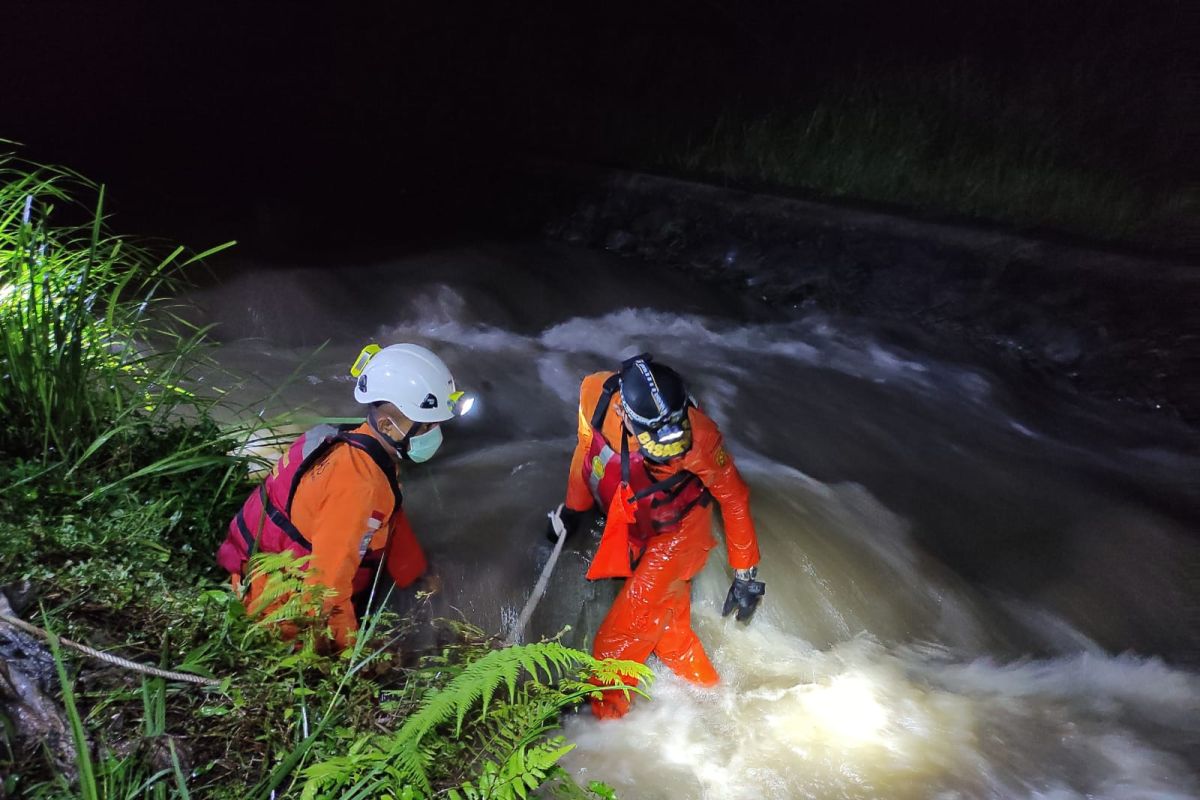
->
[546, 506, 584, 543]
[722, 568, 765, 623]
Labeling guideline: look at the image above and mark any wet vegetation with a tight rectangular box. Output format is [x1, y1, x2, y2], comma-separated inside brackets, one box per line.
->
[0, 156, 641, 798]
[635, 59, 1194, 248]
[663, 65, 1193, 244]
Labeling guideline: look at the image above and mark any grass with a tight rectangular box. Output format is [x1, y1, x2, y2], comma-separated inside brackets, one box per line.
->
[0, 153, 637, 798]
[0, 156, 236, 465]
[651, 63, 1195, 247]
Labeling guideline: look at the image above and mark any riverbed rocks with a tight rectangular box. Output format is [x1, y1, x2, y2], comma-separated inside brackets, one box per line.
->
[0, 593, 79, 787]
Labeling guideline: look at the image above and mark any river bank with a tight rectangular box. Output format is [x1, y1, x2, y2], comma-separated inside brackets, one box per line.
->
[535, 164, 1200, 428]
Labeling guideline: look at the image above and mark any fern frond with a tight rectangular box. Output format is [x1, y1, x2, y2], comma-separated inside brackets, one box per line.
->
[479, 695, 563, 754]
[587, 657, 655, 688]
[384, 744, 431, 794]
[454, 738, 576, 800]
[397, 643, 591, 746]
[301, 740, 430, 800]
[299, 642, 642, 800]
[246, 549, 313, 582]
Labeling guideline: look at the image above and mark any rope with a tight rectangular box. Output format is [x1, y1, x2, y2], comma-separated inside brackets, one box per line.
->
[0, 613, 221, 687]
[504, 504, 569, 646]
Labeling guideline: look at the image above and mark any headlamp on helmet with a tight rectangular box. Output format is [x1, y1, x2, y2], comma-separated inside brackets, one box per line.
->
[448, 390, 475, 417]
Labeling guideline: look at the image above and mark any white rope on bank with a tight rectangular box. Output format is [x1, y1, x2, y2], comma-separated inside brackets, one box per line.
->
[0, 612, 221, 687]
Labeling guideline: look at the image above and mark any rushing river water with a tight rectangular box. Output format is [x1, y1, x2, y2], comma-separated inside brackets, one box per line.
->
[182, 242, 1200, 799]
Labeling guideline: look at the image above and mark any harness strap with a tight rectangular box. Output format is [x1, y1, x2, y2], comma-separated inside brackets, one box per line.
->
[590, 374, 621, 431]
[649, 490, 711, 530]
[632, 470, 693, 502]
[620, 427, 632, 487]
[262, 498, 313, 550]
[235, 482, 273, 563]
[235, 484, 296, 579]
[618, 408, 711, 523]
[235, 508, 257, 552]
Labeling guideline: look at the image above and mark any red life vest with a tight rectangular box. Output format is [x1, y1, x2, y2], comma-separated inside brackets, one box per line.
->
[215, 424, 402, 594]
[581, 375, 711, 549]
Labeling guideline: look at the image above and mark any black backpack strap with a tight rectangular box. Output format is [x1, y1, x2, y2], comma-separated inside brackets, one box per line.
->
[620, 427, 633, 487]
[590, 374, 622, 431]
[260, 485, 315, 550]
[233, 485, 280, 579]
[631, 470, 694, 502]
[235, 487, 271, 556]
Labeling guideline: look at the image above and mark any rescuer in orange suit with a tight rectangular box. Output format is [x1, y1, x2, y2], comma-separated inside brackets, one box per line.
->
[550, 353, 765, 718]
[216, 343, 474, 650]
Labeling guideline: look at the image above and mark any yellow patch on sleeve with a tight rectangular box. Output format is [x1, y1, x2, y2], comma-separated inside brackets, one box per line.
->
[715, 446, 728, 467]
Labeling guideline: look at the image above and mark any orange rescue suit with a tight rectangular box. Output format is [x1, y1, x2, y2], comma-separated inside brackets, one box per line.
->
[237, 423, 427, 650]
[564, 372, 760, 718]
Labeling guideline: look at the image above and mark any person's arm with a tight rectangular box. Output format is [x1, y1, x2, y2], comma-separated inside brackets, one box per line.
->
[564, 386, 598, 514]
[385, 508, 428, 588]
[303, 456, 395, 650]
[684, 410, 760, 570]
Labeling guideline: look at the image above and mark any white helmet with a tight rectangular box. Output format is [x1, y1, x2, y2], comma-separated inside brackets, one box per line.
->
[350, 343, 467, 423]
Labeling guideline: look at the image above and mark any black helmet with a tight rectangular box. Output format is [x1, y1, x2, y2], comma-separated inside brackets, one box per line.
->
[619, 354, 693, 461]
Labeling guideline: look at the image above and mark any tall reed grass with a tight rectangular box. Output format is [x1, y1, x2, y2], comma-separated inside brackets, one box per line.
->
[0, 154, 233, 466]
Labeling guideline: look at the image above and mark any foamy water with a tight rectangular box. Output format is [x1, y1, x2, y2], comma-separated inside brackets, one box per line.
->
[562, 635, 1200, 799]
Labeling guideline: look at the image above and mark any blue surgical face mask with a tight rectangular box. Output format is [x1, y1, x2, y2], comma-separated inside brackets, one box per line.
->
[403, 425, 443, 463]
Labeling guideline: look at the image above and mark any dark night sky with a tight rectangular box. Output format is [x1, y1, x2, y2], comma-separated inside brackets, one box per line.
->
[3, 1, 1192, 254]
